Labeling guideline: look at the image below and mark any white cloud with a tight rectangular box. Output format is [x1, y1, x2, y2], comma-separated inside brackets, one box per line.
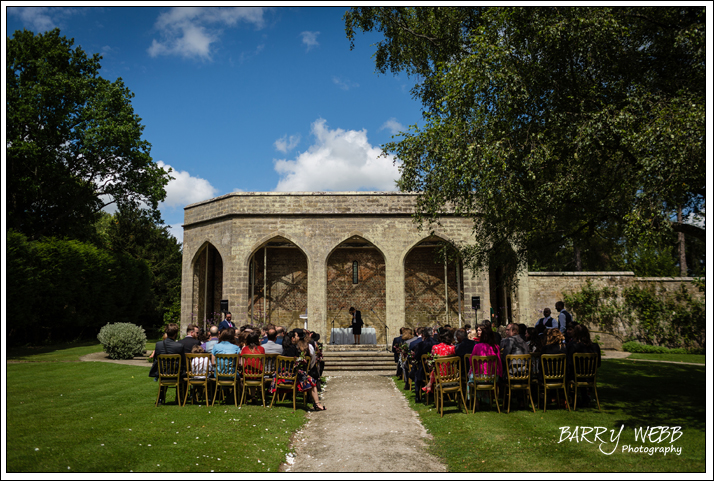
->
[148, 7, 267, 59]
[332, 76, 359, 91]
[157, 161, 219, 207]
[379, 118, 405, 135]
[8, 7, 79, 32]
[274, 134, 301, 153]
[273, 119, 400, 192]
[300, 31, 320, 51]
[167, 223, 184, 244]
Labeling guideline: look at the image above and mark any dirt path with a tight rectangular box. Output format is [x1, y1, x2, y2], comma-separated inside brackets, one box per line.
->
[284, 373, 446, 473]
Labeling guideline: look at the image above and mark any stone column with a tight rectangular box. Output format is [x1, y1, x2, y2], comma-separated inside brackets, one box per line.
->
[307, 256, 327, 336]
[385, 252, 405, 340]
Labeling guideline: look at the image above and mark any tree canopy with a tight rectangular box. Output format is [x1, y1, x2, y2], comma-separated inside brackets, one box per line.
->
[345, 7, 705, 277]
[7, 28, 171, 241]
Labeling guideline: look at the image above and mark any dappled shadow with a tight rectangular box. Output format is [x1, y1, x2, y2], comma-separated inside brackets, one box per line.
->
[598, 360, 706, 431]
[6, 341, 100, 360]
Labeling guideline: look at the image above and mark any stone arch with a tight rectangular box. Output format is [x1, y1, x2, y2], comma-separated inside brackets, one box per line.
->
[326, 231, 387, 261]
[245, 235, 309, 329]
[403, 235, 463, 329]
[326, 235, 387, 337]
[191, 241, 224, 328]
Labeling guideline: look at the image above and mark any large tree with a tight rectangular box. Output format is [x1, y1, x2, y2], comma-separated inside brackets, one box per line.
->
[7, 28, 171, 241]
[345, 7, 705, 277]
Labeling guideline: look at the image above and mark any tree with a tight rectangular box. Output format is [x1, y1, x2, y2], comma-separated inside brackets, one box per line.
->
[345, 7, 705, 278]
[7, 28, 171, 241]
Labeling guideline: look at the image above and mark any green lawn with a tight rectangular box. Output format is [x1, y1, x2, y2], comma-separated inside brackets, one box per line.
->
[394, 359, 706, 472]
[626, 353, 705, 364]
[7, 341, 159, 362]
[6, 361, 308, 472]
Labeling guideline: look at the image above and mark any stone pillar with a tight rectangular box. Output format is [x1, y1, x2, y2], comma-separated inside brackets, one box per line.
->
[307, 256, 327, 336]
[385, 252, 405, 339]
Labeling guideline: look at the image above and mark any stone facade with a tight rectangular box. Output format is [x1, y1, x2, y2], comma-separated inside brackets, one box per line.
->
[181, 192, 490, 344]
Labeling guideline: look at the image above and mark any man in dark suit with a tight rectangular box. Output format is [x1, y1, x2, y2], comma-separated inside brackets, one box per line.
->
[392, 327, 406, 376]
[148, 323, 185, 404]
[411, 327, 436, 402]
[454, 328, 476, 378]
[179, 323, 201, 353]
[218, 312, 234, 332]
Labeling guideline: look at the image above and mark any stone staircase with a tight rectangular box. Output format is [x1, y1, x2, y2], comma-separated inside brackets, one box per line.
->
[322, 344, 397, 373]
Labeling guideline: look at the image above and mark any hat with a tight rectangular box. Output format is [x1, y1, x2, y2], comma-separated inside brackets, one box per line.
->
[310, 332, 321, 342]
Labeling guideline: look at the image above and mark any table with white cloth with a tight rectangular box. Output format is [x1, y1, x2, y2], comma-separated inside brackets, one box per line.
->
[330, 328, 377, 345]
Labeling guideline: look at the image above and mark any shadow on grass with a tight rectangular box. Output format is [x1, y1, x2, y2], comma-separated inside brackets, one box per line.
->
[598, 360, 706, 431]
[6, 340, 101, 359]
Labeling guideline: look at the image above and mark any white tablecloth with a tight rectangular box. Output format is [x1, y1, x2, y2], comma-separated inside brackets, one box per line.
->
[330, 328, 377, 345]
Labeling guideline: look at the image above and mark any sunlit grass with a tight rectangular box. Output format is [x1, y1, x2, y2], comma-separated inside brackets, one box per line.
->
[626, 353, 705, 364]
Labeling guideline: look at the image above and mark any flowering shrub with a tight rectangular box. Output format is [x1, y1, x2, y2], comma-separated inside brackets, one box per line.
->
[97, 322, 147, 360]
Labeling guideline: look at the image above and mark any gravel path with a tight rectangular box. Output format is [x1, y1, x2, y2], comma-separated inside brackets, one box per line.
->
[284, 373, 446, 473]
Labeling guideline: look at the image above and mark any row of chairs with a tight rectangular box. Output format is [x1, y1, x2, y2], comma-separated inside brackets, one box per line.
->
[401, 352, 600, 417]
[155, 353, 312, 410]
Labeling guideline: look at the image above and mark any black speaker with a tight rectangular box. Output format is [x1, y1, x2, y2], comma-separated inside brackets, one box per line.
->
[471, 296, 481, 310]
[220, 299, 229, 312]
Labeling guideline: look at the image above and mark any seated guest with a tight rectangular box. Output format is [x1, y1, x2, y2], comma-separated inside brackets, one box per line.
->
[469, 325, 502, 409]
[203, 325, 220, 354]
[464, 324, 472, 331]
[275, 326, 285, 345]
[482, 320, 501, 345]
[542, 328, 567, 356]
[294, 338, 326, 411]
[423, 329, 456, 393]
[526, 327, 542, 353]
[180, 324, 201, 354]
[190, 345, 210, 378]
[454, 328, 476, 377]
[565, 321, 578, 346]
[263, 328, 283, 355]
[409, 327, 424, 350]
[240, 331, 265, 402]
[392, 327, 406, 375]
[518, 323, 528, 342]
[566, 324, 601, 405]
[211, 328, 241, 372]
[149, 323, 184, 388]
[281, 330, 299, 358]
[410, 327, 436, 402]
[500, 322, 529, 375]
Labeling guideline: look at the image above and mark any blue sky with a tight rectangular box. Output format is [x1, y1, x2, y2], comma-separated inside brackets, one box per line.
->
[6, 6, 424, 242]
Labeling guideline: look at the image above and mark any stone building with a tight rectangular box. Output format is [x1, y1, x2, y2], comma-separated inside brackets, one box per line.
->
[181, 192, 509, 344]
[181, 191, 701, 347]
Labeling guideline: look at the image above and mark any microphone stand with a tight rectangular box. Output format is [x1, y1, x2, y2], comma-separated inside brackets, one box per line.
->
[329, 306, 344, 344]
[370, 308, 389, 352]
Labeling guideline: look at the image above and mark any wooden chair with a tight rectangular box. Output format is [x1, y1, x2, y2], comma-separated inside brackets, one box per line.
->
[420, 354, 433, 405]
[462, 354, 472, 398]
[503, 354, 536, 413]
[156, 354, 183, 406]
[539, 354, 570, 412]
[432, 356, 466, 417]
[183, 353, 212, 406]
[270, 356, 308, 410]
[400, 352, 412, 390]
[263, 353, 279, 398]
[468, 355, 500, 414]
[212, 354, 241, 407]
[240, 354, 266, 407]
[570, 353, 601, 411]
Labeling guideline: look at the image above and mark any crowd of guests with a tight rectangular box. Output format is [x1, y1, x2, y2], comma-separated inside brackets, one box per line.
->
[149, 313, 325, 410]
[392, 300, 601, 408]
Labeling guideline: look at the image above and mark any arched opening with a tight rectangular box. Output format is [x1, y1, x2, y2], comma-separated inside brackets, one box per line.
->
[247, 236, 308, 330]
[488, 243, 518, 327]
[192, 243, 223, 329]
[404, 236, 463, 329]
[326, 236, 386, 340]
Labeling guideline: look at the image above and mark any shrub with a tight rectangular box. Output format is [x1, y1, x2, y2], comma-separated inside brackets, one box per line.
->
[622, 341, 704, 355]
[97, 322, 147, 360]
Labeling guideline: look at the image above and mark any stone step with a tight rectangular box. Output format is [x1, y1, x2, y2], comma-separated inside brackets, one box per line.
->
[321, 349, 396, 371]
[323, 344, 391, 352]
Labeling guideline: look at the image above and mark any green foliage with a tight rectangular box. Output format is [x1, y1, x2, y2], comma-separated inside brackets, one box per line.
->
[6, 28, 171, 241]
[7, 230, 151, 345]
[97, 322, 147, 360]
[622, 341, 703, 355]
[564, 280, 705, 349]
[346, 7, 705, 275]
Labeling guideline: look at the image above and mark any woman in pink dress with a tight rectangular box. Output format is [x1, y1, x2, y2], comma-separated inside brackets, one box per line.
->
[468, 325, 502, 409]
[422, 329, 456, 393]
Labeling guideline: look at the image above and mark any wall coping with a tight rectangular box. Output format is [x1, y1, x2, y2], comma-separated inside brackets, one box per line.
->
[184, 191, 416, 210]
[528, 271, 636, 276]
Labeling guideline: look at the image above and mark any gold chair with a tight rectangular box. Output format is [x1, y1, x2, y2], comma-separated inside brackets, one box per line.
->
[156, 354, 182, 407]
[240, 354, 266, 407]
[183, 353, 212, 406]
[570, 352, 601, 411]
[539, 354, 570, 412]
[503, 354, 536, 413]
[421, 354, 433, 405]
[263, 353, 279, 398]
[432, 356, 466, 417]
[212, 354, 241, 407]
[270, 356, 308, 410]
[462, 354, 472, 397]
[468, 355, 500, 414]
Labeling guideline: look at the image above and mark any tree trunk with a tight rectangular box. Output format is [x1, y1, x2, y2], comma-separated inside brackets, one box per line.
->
[574, 245, 582, 272]
[677, 206, 688, 277]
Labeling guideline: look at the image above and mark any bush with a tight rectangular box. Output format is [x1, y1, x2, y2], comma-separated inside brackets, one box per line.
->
[97, 322, 147, 360]
[622, 341, 704, 355]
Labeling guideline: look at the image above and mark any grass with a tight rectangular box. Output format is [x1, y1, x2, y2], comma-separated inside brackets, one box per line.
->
[7, 340, 160, 362]
[626, 353, 705, 364]
[6, 355, 309, 472]
[394, 359, 706, 472]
